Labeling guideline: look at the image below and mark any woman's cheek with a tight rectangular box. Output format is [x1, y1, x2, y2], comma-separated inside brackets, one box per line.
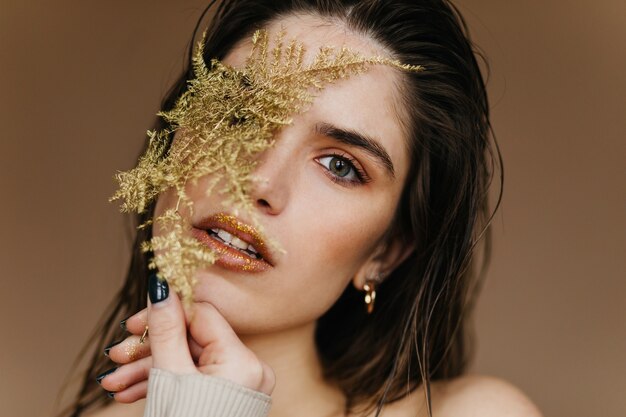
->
[287, 207, 389, 318]
[293, 200, 389, 283]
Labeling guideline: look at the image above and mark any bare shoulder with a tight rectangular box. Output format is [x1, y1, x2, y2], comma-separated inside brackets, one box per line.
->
[430, 374, 542, 417]
[378, 374, 541, 417]
[83, 400, 145, 417]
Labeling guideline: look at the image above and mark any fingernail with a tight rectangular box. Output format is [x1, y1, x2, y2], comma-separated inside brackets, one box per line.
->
[148, 272, 169, 304]
[103, 339, 123, 357]
[107, 391, 115, 399]
[120, 315, 130, 331]
[96, 367, 118, 385]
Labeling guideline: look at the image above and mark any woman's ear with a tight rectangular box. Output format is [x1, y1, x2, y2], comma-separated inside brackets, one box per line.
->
[352, 236, 415, 290]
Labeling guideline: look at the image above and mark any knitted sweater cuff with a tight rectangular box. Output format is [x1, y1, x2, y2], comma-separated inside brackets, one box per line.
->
[143, 368, 272, 417]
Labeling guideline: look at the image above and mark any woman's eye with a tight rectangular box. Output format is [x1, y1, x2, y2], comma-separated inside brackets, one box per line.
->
[316, 154, 370, 186]
[326, 156, 353, 177]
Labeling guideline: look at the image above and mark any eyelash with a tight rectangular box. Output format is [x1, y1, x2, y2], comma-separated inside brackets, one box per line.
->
[315, 152, 371, 187]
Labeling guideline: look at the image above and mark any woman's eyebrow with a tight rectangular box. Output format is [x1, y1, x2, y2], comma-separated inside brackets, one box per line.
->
[314, 122, 396, 179]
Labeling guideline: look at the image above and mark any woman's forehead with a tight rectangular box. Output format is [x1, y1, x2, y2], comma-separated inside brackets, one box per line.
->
[220, 14, 411, 180]
[224, 13, 392, 68]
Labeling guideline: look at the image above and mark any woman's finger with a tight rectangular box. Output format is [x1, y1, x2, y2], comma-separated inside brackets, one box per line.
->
[121, 309, 148, 335]
[111, 379, 148, 403]
[106, 335, 151, 365]
[189, 301, 272, 393]
[99, 356, 152, 395]
[188, 333, 203, 363]
[146, 273, 196, 374]
[258, 360, 276, 396]
[188, 301, 244, 350]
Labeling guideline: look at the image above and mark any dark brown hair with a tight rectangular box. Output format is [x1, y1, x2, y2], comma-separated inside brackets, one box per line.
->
[60, 1, 500, 416]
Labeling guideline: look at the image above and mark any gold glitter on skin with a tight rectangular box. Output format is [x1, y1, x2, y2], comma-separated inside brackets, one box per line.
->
[110, 29, 423, 304]
[125, 340, 140, 362]
[214, 213, 266, 249]
[215, 248, 252, 269]
[216, 213, 263, 242]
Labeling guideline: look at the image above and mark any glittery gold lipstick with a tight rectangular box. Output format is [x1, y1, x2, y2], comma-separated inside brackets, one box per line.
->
[191, 213, 274, 272]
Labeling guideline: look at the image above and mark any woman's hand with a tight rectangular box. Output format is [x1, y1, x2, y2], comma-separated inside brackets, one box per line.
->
[98, 275, 276, 402]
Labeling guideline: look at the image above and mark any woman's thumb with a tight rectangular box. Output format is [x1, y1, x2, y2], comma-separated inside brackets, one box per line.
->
[147, 272, 196, 374]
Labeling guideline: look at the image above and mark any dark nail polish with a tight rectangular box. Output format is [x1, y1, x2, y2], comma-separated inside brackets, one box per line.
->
[107, 391, 115, 399]
[148, 272, 169, 304]
[103, 339, 123, 357]
[120, 315, 130, 332]
[96, 367, 118, 385]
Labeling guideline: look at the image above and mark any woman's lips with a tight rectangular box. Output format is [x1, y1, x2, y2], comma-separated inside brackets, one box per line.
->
[191, 213, 274, 273]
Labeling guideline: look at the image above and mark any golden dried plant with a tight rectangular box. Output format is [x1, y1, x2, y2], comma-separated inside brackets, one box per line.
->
[110, 29, 423, 304]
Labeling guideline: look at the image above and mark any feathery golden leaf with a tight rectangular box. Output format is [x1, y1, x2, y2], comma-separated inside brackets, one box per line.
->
[110, 29, 423, 304]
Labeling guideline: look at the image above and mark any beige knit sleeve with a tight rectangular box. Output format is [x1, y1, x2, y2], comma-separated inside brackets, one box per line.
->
[143, 368, 272, 417]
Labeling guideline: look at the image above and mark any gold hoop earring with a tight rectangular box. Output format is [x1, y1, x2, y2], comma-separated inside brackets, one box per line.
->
[363, 278, 378, 314]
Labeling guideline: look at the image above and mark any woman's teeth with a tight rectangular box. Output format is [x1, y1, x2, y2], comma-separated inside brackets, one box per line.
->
[210, 228, 260, 258]
[217, 229, 234, 243]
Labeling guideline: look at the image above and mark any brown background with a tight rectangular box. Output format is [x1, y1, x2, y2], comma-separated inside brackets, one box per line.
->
[1, 1, 624, 416]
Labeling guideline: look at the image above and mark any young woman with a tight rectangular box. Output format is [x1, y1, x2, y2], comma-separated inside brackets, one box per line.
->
[63, 1, 541, 416]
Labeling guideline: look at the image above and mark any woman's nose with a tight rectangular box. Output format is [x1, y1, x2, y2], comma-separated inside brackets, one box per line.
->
[247, 141, 294, 215]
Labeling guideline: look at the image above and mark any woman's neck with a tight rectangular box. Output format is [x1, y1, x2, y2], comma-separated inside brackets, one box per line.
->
[239, 321, 347, 417]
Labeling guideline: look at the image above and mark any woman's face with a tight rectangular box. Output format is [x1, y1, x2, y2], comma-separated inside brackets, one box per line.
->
[154, 14, 411, 334]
